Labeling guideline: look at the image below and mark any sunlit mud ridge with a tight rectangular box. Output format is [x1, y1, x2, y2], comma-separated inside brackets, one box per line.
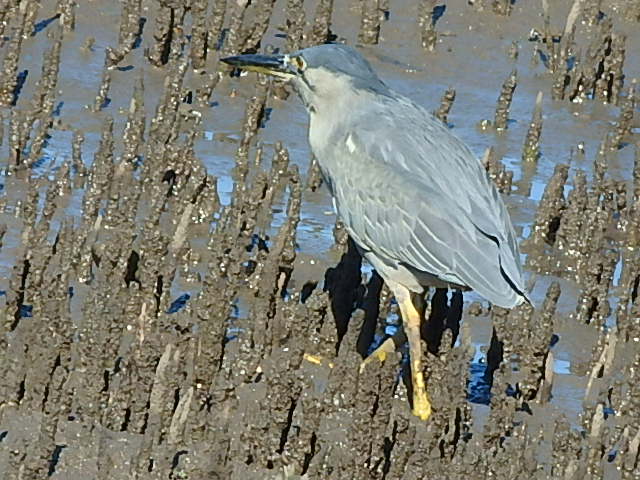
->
[0, 1, 639, 479]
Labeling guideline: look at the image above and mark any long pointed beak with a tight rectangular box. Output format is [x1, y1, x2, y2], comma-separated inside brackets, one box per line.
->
[221, 53, 295, 79]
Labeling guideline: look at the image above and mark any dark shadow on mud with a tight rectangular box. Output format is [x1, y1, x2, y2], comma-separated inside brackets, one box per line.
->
[323, 238, 363, 353]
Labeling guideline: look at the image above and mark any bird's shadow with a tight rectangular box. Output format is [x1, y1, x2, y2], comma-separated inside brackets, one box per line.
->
[419, 288, 464, 355]
[323, 237, 464, 358]
[322, 238, 364, 354]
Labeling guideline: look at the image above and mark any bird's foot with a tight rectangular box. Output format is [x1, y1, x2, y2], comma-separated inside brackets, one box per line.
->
[412, 398, 433, 421]
[359, 336, 398, 374]
[303, 353, 334, 368]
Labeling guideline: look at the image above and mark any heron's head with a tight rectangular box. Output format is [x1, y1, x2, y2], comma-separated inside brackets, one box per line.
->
[221, 44, 389, 113]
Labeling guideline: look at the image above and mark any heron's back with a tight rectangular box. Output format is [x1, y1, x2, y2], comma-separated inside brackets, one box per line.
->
[309, 91, 527, 308]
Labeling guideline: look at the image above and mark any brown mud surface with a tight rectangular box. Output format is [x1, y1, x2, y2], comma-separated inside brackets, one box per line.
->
[0, 0, 639, 478]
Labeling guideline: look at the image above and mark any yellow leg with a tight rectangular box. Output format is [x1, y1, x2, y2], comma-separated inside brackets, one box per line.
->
[359, 329, 407, 374]
[394, 283, 432, 421]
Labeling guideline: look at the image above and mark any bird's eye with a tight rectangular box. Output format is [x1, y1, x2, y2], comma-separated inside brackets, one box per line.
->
[292, 56, 307, 73]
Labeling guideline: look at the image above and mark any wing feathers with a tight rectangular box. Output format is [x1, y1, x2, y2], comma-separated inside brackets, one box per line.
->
[325, 97, 526, 308]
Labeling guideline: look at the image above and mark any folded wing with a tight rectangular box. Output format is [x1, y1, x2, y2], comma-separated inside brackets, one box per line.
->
[328, 99, 526, 308]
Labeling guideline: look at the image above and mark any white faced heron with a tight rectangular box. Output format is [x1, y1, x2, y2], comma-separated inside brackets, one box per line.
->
[222, 44, 529, 420]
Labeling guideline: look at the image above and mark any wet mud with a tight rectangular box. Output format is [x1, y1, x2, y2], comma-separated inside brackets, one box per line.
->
[0, 0, 639, 479]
